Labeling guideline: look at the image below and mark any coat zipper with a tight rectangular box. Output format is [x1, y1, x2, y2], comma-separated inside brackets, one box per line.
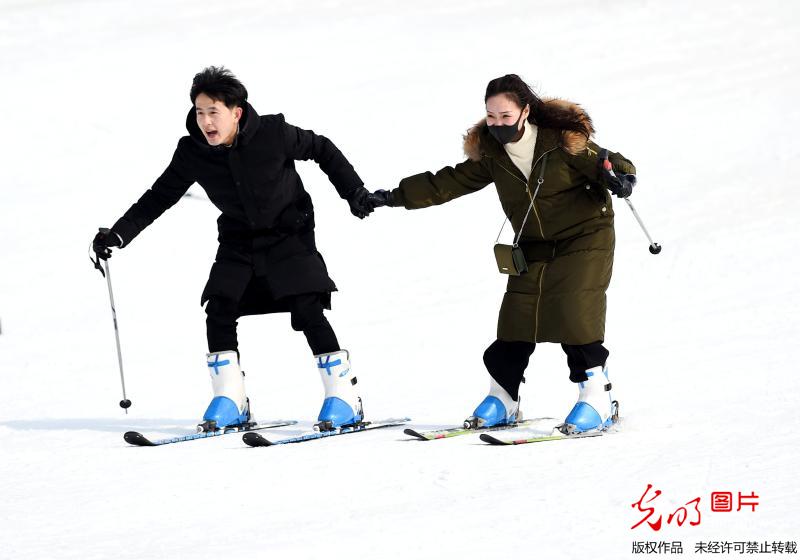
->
[534, 263, 547, 341]
[495, 148, 558, 239]
[533, 243, 557, 341]
[496, 148, 557, 342]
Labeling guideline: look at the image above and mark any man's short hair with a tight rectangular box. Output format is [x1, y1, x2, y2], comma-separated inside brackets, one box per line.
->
[190, 66, 248, 108]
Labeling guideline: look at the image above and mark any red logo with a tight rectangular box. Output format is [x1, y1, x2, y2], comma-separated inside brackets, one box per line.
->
[632, 485, 759, 531]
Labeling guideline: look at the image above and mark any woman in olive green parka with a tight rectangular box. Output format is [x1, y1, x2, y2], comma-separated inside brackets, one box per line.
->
[369, 75, 636, 433]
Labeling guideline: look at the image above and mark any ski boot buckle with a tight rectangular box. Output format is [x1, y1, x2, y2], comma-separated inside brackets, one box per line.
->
[463, 416, 484, 430]
[196, 420, 218, 433]
[314, 418, 368, 433]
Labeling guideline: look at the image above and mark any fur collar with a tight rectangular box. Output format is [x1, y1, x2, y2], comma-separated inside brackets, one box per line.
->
[463, 98, 594, 161]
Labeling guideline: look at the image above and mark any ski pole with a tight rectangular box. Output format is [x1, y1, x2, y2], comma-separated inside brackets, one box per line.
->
[623, 197, 662, 254]
[599, 149, 662, 255]
[101, 258, 132, 412]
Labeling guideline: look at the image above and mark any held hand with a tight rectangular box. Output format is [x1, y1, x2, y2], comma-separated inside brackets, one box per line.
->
[367, 189, 395, 208]
[92, 227, 122, 260]
[346, 186, 374, 219]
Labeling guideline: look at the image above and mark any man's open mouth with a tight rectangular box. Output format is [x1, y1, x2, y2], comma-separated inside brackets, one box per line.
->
[206, 130, 218, 139]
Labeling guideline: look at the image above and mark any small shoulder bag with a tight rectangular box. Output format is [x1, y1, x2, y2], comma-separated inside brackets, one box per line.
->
[493, 153, 548, 276]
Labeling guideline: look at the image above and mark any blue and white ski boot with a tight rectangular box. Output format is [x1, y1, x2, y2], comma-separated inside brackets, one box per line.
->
[560, 364, 619, 434]
[315, 350, 364, 431]
[464, 376, 522, 429]
[198, 350, 251, 432]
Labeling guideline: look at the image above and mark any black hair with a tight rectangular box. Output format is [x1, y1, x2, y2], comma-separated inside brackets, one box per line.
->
[485, 74, 592, 139]
[190, 66, 248, 108]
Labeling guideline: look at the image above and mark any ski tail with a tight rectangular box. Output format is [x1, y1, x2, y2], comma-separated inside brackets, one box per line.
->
[123, 420, 297, 447]
[403, 418, 555, 441]
[243, 417, 410, 447]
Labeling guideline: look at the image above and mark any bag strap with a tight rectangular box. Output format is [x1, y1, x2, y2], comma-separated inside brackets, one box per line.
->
[494, 152, 549, 245]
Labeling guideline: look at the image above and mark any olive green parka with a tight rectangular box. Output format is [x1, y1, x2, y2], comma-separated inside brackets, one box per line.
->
[390, 99, 635, 345]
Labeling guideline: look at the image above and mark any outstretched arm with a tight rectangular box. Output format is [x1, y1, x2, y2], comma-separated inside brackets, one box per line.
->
[110, 139, 196, 246]
[283, 122, 364, 199]
[387, 158, 493, 210]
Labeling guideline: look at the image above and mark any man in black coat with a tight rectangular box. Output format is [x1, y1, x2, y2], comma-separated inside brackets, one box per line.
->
[93, 66, 372, 432]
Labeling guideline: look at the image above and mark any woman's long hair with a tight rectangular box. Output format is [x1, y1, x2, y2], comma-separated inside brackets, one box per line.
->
[485, 74, 592, 139]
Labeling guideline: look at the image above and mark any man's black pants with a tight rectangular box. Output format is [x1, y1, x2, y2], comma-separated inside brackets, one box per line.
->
[205, 292, 340, 356]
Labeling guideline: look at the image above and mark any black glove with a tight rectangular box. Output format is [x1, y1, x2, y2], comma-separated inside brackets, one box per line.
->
[367, 189, 395, 208]
[92, 227, 122, 260]
[598, 149, 636, 198]
[346, 186, 374, 219]
[609, 172, 636, 198]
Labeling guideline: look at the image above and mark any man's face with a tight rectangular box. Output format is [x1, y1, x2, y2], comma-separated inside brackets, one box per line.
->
[194, 93, 242, 146]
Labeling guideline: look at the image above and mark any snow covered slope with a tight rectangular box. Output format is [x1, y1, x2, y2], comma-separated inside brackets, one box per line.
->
[1, 1, 798, 558]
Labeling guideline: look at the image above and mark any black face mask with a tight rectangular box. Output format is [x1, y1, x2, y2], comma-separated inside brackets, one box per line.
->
[488, 112, 525, 145]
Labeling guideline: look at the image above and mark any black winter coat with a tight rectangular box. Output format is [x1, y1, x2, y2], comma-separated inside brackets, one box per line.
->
[111, 103, 363, 314]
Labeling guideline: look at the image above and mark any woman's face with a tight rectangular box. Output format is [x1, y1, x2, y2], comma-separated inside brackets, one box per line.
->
[485, 94, 529, 128]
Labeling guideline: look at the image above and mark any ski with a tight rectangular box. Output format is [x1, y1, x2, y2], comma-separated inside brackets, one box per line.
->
[242, 417, 411, 447]
[123, 420, 297, 447]
[481, 400, 623, 445]
[403, 417, 558, 441]
[479, 422, 621, 445]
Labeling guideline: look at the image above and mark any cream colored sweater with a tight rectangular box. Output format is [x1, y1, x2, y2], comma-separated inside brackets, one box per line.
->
[503, 120, 538, 180]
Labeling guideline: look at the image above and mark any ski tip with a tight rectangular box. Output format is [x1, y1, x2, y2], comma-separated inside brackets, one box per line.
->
[123, 431, 156, 447]
[242, 432, 273, 447]
[403, 428, 428, 440]
[479, 433, 510, 445]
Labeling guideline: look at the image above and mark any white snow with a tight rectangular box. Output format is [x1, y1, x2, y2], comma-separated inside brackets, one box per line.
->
[1, 1, 799, 558]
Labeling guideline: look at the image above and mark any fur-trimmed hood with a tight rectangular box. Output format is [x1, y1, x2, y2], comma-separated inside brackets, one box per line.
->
[463, 98, 595, 162]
